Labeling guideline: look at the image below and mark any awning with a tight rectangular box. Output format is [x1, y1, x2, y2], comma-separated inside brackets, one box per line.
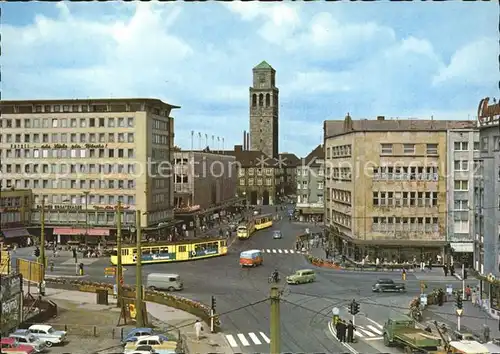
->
[450, 242, 474, 253]
[53, 228, 110, 236]
[1, 228, 30, 238]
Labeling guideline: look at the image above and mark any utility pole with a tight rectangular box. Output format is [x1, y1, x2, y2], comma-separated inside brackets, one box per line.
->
[40, 199, 46, 279]
[270, 287, 280, 354]
[83, 191, 90, 245]
[116, 202, 123, 308]
[135, 210, 145, 327]
[462, 263, 465, 298]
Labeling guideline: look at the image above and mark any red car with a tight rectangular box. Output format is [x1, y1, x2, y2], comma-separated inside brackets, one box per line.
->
[0, 337, 35, 354]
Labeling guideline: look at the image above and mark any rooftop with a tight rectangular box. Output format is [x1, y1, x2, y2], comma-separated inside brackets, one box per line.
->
[253, 60, 274, 70]
[324, 115, 476, 139]
[303, 144, 324, 166]
[279, 153, 300, 167]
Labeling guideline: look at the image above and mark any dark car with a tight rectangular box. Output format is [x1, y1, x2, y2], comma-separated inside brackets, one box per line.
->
[372, 278, 406, 292]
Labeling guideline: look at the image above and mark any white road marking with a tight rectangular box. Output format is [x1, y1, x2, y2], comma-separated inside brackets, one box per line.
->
[225, 334, 238, 348]
[248, 332, 261, 345]
[272, 249, 277, 253]
[266, 249, 271, 253]
[367, 325, 382, 335]
[365, 337, 383, 341]
[357, 327, 376, 337]
[278, 249, 283, 253]
[237, 333, 250, 346]
[367, 317, 383, 329]
[284, 249, 289, 253]
[354, 331, 364, 338]
[259, 332, 271, 344]
[290, 250, 295, 254]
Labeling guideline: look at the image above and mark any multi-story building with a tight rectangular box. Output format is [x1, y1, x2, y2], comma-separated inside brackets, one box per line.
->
[249, 61, 279, 158]
[324, 114, 471, 263]
[234, 145, 281, 206]
[0, 189, 33, 245]
[172, 149, 237, 230]
[474, 98, 500, 313]
[296, 145, 324, 222]
[446, 127, 480, 265]
[279, 152, 300, 197]
[0, 98, 179, 243]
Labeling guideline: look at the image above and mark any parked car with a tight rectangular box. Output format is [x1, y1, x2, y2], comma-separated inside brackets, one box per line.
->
[123, 345, 159, 354]
[286, 269, 316, 285]
[372, 278, 406, 292]
[0, 337, 35, 354]
[8, 333, 45, 353]
[15, 324, 67, 347]
[122, 328, 174, 346]
[272, 230, 282, 239]
[123, 335, 177, 352]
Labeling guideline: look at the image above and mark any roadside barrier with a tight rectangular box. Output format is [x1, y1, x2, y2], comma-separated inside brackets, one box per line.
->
[44, 278, 221, 332]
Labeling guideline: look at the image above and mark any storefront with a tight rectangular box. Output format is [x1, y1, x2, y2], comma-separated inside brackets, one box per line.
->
[0, 228, 31, 247]
[53, 227, 110, 245]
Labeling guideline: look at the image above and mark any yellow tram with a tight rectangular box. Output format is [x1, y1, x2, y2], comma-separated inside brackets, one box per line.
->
[237, 213, 274, 239]
[110, 237, 228, 266]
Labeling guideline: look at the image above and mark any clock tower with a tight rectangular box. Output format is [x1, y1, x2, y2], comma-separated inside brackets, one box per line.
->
[249, 61, 279, 158]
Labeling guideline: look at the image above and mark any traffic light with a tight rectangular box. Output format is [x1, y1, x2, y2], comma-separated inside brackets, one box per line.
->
[456, 294, 463, 309]
[34, 247, 40, 258]
[349, 300, 360, 315]
[211, 296, 216, 311]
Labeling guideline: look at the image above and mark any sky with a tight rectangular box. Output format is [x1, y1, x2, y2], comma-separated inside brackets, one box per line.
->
[2, 2, 498, 157]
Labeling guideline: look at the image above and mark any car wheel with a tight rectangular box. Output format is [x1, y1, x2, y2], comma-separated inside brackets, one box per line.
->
[149, 286, 156, 291]
[168, 286, 175, 291]
[45, 342, 53, 348]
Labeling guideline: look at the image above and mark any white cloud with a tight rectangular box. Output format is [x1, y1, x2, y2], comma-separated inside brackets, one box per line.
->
[433, 37, 497, 86]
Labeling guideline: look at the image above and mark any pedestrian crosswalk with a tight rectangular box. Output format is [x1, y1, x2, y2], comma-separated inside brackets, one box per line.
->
[261, 249, 306, 254]
[330, 321, 384, 341]
[225, 331, 270, 347]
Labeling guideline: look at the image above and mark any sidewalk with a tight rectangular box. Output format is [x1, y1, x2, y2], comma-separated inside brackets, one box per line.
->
[425, 299, 498, 340]
[32, 287, 233, 354]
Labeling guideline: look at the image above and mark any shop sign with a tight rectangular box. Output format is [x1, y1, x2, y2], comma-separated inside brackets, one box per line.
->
[38, 143, 107, 149]
[93, 205, 130, 210]
[35, 204, 83, 210]
[478, 97, 500, 125]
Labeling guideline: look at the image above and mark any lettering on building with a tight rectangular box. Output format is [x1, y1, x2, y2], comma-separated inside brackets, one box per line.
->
[93, 205, 130, 210]
[36, 204, 83, 210]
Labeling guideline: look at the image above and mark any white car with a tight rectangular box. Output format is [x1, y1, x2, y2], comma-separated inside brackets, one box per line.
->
[15, 324, 67, 347]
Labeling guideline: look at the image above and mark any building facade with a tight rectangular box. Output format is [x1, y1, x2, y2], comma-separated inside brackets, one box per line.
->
[296, 145, 324, 221]
[324, 115, 472, 263]
[234, 145, 281, 206]
[446, 128, 480, 265]
[0, 98, 178, 243]
[249, 61, 279, 158]
[173, 150, 237, 210]
[0, 189, 33, 245]
[279, 153, 300, 197]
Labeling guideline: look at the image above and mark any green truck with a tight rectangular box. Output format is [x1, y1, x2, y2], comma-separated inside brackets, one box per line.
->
[383, 314, 442, 353]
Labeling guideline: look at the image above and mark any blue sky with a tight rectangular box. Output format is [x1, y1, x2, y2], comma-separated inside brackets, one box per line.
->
[2, 2, 498, 156]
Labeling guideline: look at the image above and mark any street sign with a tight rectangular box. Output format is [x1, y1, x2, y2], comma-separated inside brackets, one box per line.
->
[332, 307, 339, 316]
[456, 309, 463, 316]
[104, 267, 127, 277]
[446, 284, 453, 295]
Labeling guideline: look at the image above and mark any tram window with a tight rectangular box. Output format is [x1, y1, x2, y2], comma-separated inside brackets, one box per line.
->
[152, 247, 160, 254]
[143, 248, 151, 255]
[178, 246, 186, 252]
[121, 249, 128, 256]
[220, 240, 226, 247]
[160, 247, 169, 253]
[110, 250, 118, 256]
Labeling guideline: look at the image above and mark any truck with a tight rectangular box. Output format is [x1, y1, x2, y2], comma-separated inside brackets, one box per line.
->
[372, 278, 406, 292]
[383, 314, 442, 352]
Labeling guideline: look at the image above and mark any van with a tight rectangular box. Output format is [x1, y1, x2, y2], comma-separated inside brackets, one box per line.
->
[239, 250, 263, 267]
[146, 273, 183, 291]
[286, 269, 316, 285]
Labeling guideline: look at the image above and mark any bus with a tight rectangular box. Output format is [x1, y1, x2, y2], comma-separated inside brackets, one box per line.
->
[110, 237, 228, 266]
[237, 213, 273, 239]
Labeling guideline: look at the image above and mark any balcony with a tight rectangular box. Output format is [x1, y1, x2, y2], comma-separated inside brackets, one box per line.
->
[174, 184, 192, 193]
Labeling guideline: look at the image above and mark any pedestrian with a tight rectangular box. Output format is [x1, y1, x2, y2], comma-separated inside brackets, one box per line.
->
[465, 285, 472, 301]
[340, 320, 347, 342]
[347, 320, 355, 343]
[335, 320, 342, 340]
[443, 264, 448, 277]
[471, 290, 477, 307]
[194, 319, 203, 341]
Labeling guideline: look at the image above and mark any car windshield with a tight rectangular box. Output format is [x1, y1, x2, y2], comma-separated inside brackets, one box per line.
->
[47, 328, 54, 334]
[237, 226, 246, 231]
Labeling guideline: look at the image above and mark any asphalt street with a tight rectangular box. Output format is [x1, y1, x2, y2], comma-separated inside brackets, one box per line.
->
[13, 206, 462, 353]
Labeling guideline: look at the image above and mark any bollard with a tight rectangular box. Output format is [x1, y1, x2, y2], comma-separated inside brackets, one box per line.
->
[93, 326, 97, 337]
[112, 328, 115, 339]
[64, 324, 68, 332]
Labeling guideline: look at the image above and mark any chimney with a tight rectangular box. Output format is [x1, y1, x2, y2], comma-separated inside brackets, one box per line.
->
[243, 130, 247, 150]
[235, 145, 243, 152]
[377, 116, 385, 121]
[246, 133, 250, 150]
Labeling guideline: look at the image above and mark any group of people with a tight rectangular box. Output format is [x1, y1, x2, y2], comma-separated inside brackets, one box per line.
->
[335, 319, 356, 343]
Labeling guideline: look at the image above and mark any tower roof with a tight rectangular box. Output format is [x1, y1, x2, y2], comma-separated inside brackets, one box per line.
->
[253, 61, 273, 70]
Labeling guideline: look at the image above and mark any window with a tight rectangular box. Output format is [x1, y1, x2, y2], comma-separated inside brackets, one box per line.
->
[481, 137, 489, 152]
[454, 180, 468, 191]
[317, 182, 324, 190]
[80, 118, 86, 128]
[70, 119, 77, 128]
[426, 144, 438, 155]
[52, 119, 58, 128]
[454, 220, 469, 234]
[127, 117, 134, 127]
[99, 118, 105, 127]
[89, 118, 95, 127]
[454, 160, 469, 171]
[454, 200, 468, 211]
[108, 118, 115, 127]
[474, 141, 480, 150]
[381, 144, 393, 154]
[454, 141, 469, 151]
[403, 144, 415, 154]
[372, 192, 379, 206]
[494, 136, 500, 151]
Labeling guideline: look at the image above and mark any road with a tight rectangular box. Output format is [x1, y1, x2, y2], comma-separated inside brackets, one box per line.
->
[13, 205, 461, 353]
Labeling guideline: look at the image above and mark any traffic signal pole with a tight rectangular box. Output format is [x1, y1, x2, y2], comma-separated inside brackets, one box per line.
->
[135, 210, 145, 327]
[116, 202, 123, 308]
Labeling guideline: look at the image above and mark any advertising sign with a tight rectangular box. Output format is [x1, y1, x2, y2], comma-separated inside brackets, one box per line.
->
[0, 274, 22, 334]
[478, 97, 500, 125]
